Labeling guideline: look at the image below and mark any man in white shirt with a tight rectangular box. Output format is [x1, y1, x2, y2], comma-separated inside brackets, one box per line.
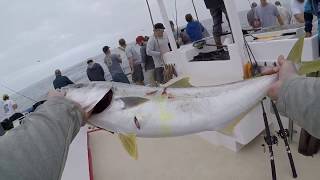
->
[146, 23, 170, 85]
[291, 0, 305, 24]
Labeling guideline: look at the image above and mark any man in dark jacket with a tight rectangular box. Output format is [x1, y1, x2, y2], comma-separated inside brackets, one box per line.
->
[204, 0, 230, 50]
[52, 69, 74, 89]
[86, 59, 106, 81]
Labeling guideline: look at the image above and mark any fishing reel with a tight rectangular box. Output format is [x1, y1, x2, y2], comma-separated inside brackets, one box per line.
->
[262, 135, 278, 153]
[277, 129, 290, 139]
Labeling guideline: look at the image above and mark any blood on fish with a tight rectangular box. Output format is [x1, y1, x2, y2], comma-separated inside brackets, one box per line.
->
[146, 90, 158, 96]
[134, 116, 141, 130]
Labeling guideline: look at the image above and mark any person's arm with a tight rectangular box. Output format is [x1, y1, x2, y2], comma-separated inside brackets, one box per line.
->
[87, 70, 93, 81]
[294, 14, 305, 23]
[146, 38, 161, 57]
[276, 76, 320, 139]
[125, 48, 134, 71]
[277, 15, 284, 26]
[304, 0, 313, 37]
[140, 46, 147, 64]
[65, 76, 74, 84]
[0, 96, 84, 180]
[97, 64, 105, 77]
[273, 5, 284, 25]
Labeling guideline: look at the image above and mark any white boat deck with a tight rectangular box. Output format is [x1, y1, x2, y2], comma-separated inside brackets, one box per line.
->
[88, 129, 320, 180]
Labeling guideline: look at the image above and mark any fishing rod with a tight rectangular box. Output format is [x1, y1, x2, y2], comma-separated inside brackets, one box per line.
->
[191, 0, 199, 21]
[270, 100, 298, 178]
[261, 99, 277, 180]
[0, 81, 37, 103]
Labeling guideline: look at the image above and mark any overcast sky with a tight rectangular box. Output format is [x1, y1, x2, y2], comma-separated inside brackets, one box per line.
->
[1, 0, 288, 94]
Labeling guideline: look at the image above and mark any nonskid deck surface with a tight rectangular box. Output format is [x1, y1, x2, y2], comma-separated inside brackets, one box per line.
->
[89, 130, 320, 180]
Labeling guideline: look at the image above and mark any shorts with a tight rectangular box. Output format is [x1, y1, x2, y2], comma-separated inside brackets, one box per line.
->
[154, 67, 164, 84]
[132, 64, 144, 83]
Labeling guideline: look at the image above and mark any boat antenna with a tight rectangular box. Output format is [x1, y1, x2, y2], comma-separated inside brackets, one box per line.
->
[0, 81, 37, 103]
[191, 0, 200, 21]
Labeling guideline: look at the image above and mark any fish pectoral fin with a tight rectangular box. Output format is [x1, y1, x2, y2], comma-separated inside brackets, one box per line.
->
[118, 133, 138, 160]
[162, 77, 193, 88]
[118, 97, 149, 109]
[218, 105, 257, 136]
[218, 115, 244, 136]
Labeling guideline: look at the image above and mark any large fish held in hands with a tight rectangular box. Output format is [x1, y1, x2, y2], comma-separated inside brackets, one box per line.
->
[63, 75, 276, 158]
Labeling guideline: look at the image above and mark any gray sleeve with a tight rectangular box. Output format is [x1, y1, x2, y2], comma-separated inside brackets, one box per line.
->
[146, 38, 161, 57]
[273, 5, 280, 17]
[276, 76, 320, 139]
[0, 97, 84, 180]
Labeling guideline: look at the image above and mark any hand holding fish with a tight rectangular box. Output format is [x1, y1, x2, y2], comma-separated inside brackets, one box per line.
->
[47, 90, 92, 121]
[262, 55, 298, 100]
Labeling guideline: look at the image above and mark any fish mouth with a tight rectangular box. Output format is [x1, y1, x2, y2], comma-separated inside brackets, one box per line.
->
[91, 89, 113, 114]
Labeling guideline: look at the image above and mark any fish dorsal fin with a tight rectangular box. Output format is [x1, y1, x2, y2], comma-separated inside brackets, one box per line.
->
[118, 97, 149, 109]
[118, 133, 138, 160]
[163, 77, 193, 88]
[287, 36, 304, 64]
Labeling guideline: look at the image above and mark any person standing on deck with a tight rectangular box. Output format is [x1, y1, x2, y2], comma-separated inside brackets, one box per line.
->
[103, 46, 130, 84]
[305, 0, 319, 39]
[137, 36, 156, 86]
[204, 0, 230, 50]
[275, 1, 291, 25]
[247, 2, 261, 28]
[119, 39, 144, 85]
[52, 69, 74, 90]
[256, 0, 284, 28]
[86, 59, 105, 81]
[2, 94, 17, 119]
[146, 23, 170, 85]
[291, 0, 305, 25]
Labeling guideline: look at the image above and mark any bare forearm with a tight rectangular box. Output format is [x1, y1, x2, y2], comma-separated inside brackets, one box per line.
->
[277, 16, 284, 25]
[294, 14, 304, 23]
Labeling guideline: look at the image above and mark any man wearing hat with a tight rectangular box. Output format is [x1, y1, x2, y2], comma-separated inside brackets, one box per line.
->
[137, 36, 156, 86]
[146, 23, 170, 85]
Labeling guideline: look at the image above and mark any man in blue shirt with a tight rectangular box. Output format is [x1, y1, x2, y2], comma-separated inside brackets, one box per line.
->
[185, 14, 206, 42]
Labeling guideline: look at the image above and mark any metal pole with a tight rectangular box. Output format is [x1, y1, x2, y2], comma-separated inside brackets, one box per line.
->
[223, 0, 246, 66]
